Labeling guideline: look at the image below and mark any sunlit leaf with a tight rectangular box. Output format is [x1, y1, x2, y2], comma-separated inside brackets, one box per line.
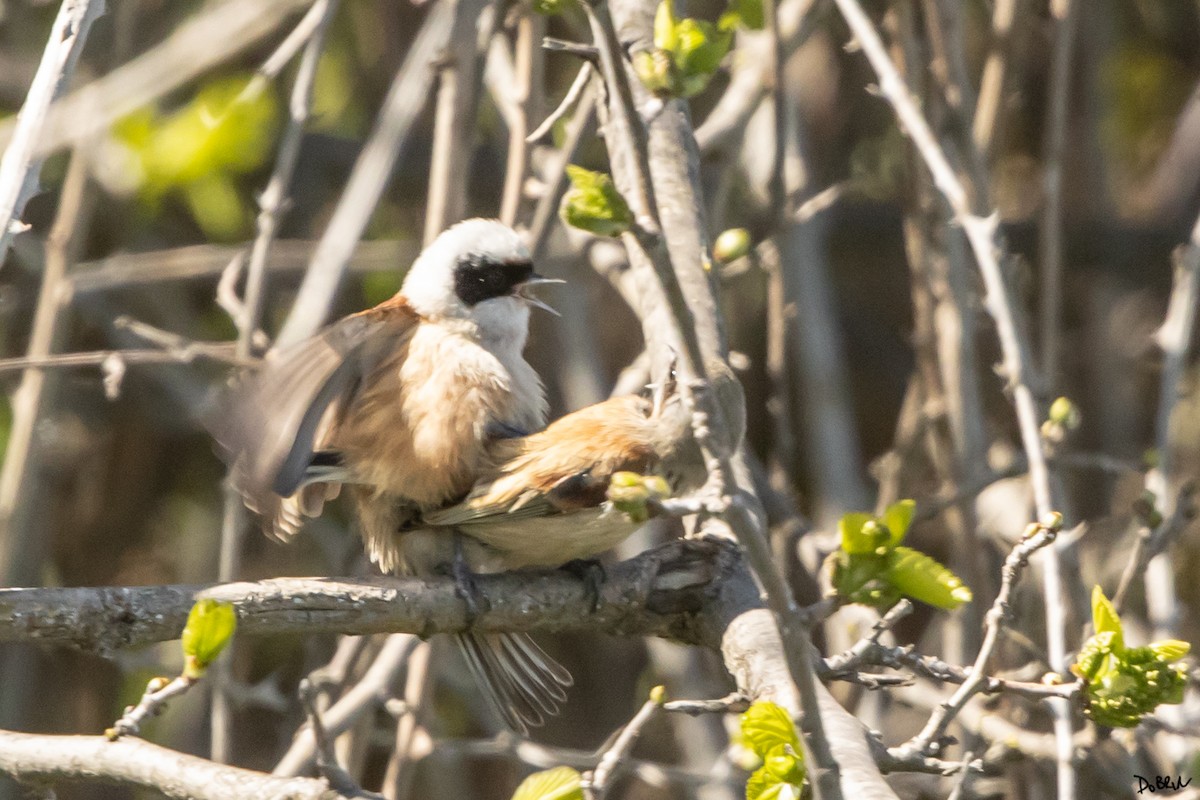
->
[511, 766, 584, 800]
[884, 547, 972, 610]
[740, 701, 800, 758]
[881, 499, 916, 545]
[561, 165, 633, 237]
[180, 599, 237, 679]
[1091, 585, 1124, 650]
[1148, 640, 1191, 662]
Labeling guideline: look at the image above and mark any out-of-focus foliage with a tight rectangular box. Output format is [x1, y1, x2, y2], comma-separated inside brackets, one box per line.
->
[1071, 586, 1190, 728]
[828, 499, 973, 610]
[111, 76, 280, 239]
[714, 227, 752, 264]
[740, 701, 805, 800]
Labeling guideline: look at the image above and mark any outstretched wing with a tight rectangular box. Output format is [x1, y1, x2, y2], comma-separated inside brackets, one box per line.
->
[209, 297, 418, 534]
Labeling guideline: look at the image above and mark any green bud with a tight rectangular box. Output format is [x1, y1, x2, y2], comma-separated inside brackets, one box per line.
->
[1048, 396, 1081, 429]
[181, 599, 237, 679]
[713, 228, 752, 264]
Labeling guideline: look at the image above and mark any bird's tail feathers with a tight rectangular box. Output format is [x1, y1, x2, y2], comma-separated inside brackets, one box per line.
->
[455, 632, 573, 734]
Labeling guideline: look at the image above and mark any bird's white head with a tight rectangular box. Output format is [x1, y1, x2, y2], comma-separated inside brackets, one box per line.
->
[401, 219, 559, 347]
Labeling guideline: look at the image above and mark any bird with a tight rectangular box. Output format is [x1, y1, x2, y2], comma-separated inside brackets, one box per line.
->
[210, 218, 570, 733]
[391, 360, 747, 730]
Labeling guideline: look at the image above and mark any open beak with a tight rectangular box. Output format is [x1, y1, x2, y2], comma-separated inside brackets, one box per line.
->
[515, 275, 565, 316]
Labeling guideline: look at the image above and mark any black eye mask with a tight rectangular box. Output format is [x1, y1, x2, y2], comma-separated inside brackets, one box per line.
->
[453, 254, 534, 306]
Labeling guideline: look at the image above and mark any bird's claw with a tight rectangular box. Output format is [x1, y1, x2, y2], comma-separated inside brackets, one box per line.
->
[453, 534, 483, 625]
[560, 557, 607, 613]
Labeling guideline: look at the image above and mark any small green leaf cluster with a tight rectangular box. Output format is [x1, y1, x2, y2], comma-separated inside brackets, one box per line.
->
[181, 599, 238, 679]
[740, 701, 805, 800]
[112, 76, 280, 239]
[561, 165, 634, 237]
[1071, 587, 1190, 728]
[607, 471, 672, 523]
[714, 227, 752, 264]
[634, 0, 762, 98]
[827, 500, 973, 611]
[510, 766, 584, 800]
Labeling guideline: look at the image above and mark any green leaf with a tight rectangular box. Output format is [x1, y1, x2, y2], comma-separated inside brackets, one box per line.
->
[532, 0, 574, 15]
[654, 0, 680, 51]
[1149, 640, 1191, 662]
[884, 547, 973, 610]
[561, 165, 633, 237]
[740, 701, 801, 758]
[838, 512, 880, 554]
[881, 499, 916, 545]
[511, 767, 583, 800]
[180, 599, 237, 678]
[1091, 585, 1124, 650]
[745, 744, 805, 800]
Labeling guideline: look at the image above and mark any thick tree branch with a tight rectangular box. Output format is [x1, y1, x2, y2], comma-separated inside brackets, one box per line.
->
[0, 539, 738, 653]
[0, 729, 353, 800]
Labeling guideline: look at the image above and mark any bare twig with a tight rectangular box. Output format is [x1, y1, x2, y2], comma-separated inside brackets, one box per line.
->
[1038, 0, 1079, 385]
[971, 0, 1018, 158]
[275, 634, 417, 776]
[499, 10, 540, 225]
[1143, 233, 1200, 639]
[1113, 485, 1197, 614]
[526, 64, 593, 144]
[275, 1, 453, 348]
[382, 641, 432, 799]
[107, 675, 197, 740]
[0, 346, 247, 374]
[69, 240, 419, 295]
[423, 0, 492, 244]
[582, 687, 665, 800]
[663, 693, 750, 716]
[298, 679, 386, 800]
[0, 0, 104, 265]
[0, 149, 92, 588]
[889, 516, 1062, 760]
[525, 83, 597, 259]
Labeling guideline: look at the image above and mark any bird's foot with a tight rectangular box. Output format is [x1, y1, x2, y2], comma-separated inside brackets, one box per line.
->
[560, 558, 607, 613]
[452, 535, 483, 625]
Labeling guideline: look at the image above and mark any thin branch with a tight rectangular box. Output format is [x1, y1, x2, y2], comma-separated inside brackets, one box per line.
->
[107, 675, 197, 740]
[662, 693, 750, 716]
[423, 0, 492, 244]
[1037, 0, 1079, 385]
[1113, 484, 1197, 614]
[526, 63, 593, 144]
[499, 10, 540, 225]
[971, 0, 1018, 158]
[298, 678, 386, 800]
[889, 516, 1062, 760]
[0, 0, 104, 264]
[582, 687, 665, 800]
[0, 148, 92, 587]
[274, 2, 453, 348]
[275, 634, 417, 777]
[68, 240, 419, 295]
[0, 729, 355, 800]
[0, 347, 247, 374]
[525, 82, 598, 259]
